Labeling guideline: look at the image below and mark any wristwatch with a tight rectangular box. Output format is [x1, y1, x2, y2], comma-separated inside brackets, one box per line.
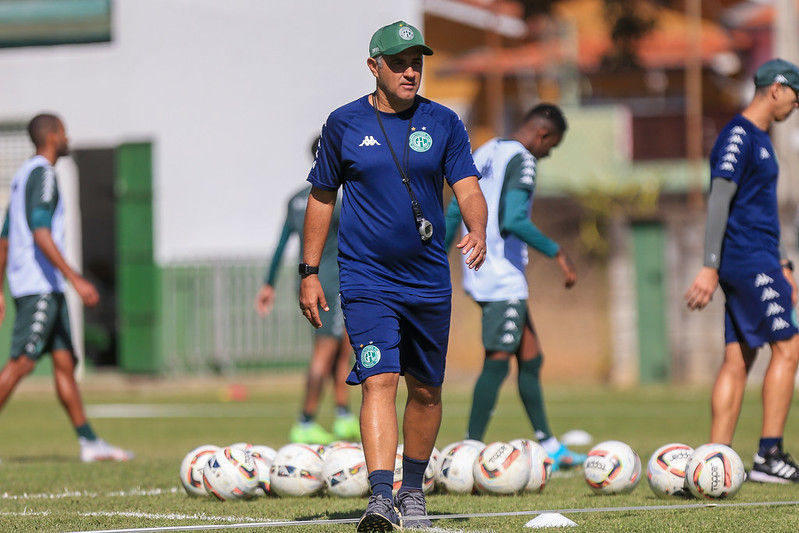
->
[298, 263, 319, 276]
[781, 260, 794, 272]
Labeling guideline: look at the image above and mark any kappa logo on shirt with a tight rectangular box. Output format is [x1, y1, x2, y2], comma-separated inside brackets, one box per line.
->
[503, 320, 518, 332]
[754, 273, 774, 287]
[760, 147, 771, 159]
[766, 302, 786, 317]
[761, 287, 780, 301]
[359, 135, 381, 147]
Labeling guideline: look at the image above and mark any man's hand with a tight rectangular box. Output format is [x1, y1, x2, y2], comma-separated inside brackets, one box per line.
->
[0, 292, 5, 326]
[456, 229, 486, 271]
[685, 266, 719, 310]
[71, 275, 99, 307]
[254, 284, 276, 317]
[299, 275, 328, 328]
[555, 250, 577, 288]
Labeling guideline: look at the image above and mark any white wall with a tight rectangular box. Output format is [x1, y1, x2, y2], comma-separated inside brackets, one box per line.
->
[0, 0, 422, 263]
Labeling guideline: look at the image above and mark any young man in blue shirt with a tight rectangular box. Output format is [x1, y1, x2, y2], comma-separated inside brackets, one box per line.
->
[299, 21, 487, 532]
[685, 58, 799, 483]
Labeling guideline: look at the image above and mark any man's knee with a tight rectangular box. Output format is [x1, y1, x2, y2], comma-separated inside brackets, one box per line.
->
[8, 356, 36, 378]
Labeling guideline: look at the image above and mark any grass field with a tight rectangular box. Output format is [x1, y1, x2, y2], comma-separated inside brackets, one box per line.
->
[1, 372, 799, 532]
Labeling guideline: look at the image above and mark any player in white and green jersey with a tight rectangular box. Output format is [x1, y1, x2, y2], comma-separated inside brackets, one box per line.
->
[0, 113, 132, 463]
[445, 104, 584, 471]
[254, 137, 358, 445]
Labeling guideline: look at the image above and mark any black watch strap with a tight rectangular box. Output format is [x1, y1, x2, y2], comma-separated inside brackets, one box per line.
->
[298, 263, 319, 276]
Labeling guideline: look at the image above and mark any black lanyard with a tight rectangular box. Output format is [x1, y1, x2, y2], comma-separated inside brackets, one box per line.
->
[372, 94, 427, 230]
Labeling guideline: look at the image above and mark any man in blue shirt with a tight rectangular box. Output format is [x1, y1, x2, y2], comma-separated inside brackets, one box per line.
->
[300, 21, 487, 532]
[685, 59, 799, 483]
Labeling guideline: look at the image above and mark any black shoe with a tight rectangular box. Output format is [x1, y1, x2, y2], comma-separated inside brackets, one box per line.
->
[395, 490, 432, 529]
[357, 494, 400, 532]
[749, 445, 799, 484]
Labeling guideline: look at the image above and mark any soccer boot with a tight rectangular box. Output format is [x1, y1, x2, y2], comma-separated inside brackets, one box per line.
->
[79, 437, 135, 463]
[288, 421, 335, 445]
[548, 442, 587, 472]
[395, 489, 432, 529]
[357, 494, 400, 532]
[333, 413, 361, 442]
[749, 445, 799, 484]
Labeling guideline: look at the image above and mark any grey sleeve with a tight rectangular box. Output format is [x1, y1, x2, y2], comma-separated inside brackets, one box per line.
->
[703, 178, 737, 268]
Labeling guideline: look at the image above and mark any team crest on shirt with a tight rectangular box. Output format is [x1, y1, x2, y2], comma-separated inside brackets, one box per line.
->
[360, 344, 381, 368]
[409, 130, 432, 152]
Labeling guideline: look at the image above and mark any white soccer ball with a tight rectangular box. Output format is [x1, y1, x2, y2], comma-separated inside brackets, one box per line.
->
[473, 441, 532, 495]
[647, 443, 693, 498]
[435, 440, 484, 493]
[583, 440, 641, 495]
[179, 444, 219, 497]
[270, 443, 324, 497]
[202, 446, 259, 501]
[685, 443, 746, 500]
[322, 444, 369, 498]
[510, 438, 552, 493]
[424, 447, 440, 494]
[249, 445, 277, 496]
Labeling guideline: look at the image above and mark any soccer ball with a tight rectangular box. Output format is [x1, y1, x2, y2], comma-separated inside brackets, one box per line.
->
[685, 443, 746, 500]
[270, 443, 324, 497]
[473, 441, 531, 495]
[583, 440, 641, 495]
[202, 446, 259, 501]
[249, 445, 277, 496]
[424, 447, 440, 494]
[510, 438, 552, 493]
[435, 440, 484, 493]
[647, 443, 693, 498]
[322, 444, 369, 498]
[179, 444, 219, 497]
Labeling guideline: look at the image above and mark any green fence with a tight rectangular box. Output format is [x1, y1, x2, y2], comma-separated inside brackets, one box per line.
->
[160, 262, 312, 374]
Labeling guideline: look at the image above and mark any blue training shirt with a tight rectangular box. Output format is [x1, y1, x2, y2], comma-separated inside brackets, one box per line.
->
[709, 114, 781, 280]
[308, 94, 479, 296]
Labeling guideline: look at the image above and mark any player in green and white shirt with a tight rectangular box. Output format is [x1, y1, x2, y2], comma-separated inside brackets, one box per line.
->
[445, 104, 583, 471]
[254, 137, 358, 445]
[0, 113, 132, 462]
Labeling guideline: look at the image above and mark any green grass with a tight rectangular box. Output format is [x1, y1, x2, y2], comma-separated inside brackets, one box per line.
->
[1, 374, 799, 532]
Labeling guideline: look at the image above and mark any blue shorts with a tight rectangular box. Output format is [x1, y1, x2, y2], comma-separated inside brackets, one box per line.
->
[720, 268, 799, 348]
[341, 290, 451, 387]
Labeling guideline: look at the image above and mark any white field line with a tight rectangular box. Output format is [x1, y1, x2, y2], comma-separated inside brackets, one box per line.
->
[0, 510, 268, 523]
[53, 500, 799, 533]
[2, 487, 181, 500]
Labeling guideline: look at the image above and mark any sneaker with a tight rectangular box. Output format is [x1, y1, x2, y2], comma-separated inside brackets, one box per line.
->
[79, 437, 134, 463]
[548, 442, 587, 473]
[357, 494, 400, 532]
[395, 489, 432, 529]
[749, 445, 799, 484]
[289, 421, 335, 445]
[333, 413, 361, 441]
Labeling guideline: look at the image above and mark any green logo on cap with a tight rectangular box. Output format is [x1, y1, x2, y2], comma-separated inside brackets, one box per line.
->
[360, 345, 381, 368]
[409, 131, 432, 152]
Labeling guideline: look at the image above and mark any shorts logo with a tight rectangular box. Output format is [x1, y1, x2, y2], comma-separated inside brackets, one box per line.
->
[360, 344, 381, 368]
[409, 131, 432, 152]
[398, 27, 415, 41]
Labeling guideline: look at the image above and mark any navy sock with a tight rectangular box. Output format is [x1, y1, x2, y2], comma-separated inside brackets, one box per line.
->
[75, 423, 97, 441]
[368, 469, 394, 500]
[398, 455, 429, 493]
[299, 412, 313, 424]
[759, 437, 782, 456]
[335, 406, 350, 417]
